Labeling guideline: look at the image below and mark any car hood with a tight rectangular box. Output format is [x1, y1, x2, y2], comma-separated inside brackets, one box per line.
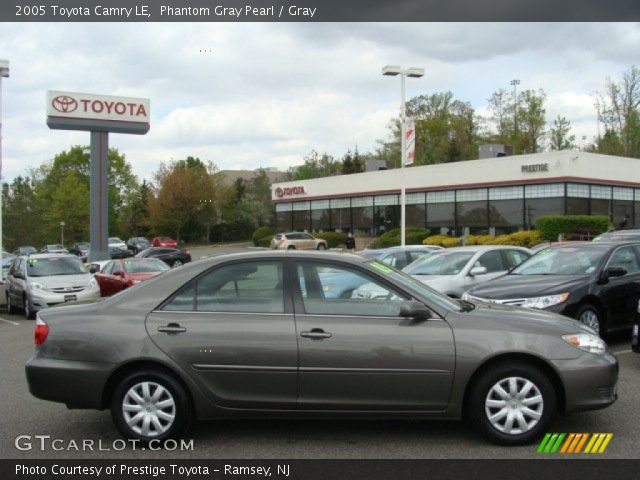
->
[455, 301, 594, 336]
[28, 273, 92, 288]
[467, 274, 588, 299]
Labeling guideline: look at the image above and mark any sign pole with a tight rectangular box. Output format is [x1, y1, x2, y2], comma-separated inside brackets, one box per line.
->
[89, 131, 109, 261]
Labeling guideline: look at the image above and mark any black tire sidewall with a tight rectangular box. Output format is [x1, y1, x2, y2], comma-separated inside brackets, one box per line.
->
[110, 369, 192, 443]
[469, 362, 557, 446]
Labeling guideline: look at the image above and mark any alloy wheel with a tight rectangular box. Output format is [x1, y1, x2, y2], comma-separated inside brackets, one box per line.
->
[579, 309, 600, 335]
[122, 381, 176, 437]
[484, 376, 544, 435]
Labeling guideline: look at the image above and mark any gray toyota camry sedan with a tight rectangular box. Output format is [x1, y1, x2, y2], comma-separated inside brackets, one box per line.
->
[26, 251, 618, 445]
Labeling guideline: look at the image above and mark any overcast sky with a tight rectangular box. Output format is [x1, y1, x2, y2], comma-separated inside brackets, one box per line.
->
[1, 22, 638, 183]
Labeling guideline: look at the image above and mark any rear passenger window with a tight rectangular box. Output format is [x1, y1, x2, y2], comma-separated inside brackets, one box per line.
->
[607, 246, 640, 274]
[473, 251, 506, 273]
[503, 250, 530, 269]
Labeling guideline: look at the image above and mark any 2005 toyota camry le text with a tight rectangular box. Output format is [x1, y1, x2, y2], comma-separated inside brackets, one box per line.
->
[25, 251, 618, 445]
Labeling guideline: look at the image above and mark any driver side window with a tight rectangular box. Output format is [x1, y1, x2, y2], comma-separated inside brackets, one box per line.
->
[296, 261, 408, 317]
[607, 246, 640, 274]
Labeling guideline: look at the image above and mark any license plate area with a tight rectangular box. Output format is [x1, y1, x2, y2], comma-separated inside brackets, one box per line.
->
[64, 294, 77, 302]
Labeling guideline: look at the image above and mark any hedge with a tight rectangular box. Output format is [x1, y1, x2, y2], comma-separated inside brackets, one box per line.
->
[535, 215, 610, 242]
[370, 227, 430, 248]
[314, 231, 348, 248]
[255, 235, 274, 248]
[423, 230, 542, 248]
[252, 226, 275, 246]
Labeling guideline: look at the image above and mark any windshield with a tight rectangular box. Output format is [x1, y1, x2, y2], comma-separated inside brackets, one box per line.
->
[404, 251, 474, 275]
[123, 259, 170, 273]
[359, 250, 384, 259]
[512, 247, 607, 275]
[46, 244, 65, 250]
[368, 260, 462, 312]
[109, 237, 122, 243]
[27, 257, 87, 277]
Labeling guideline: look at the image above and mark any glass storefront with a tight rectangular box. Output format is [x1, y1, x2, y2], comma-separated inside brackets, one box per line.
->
[274, 181, 637, 235]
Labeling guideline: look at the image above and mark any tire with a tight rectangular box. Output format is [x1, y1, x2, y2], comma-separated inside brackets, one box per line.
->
[172, 260, 183, 268]
[467, 362, 556, 445]
[287, 246, 296, 250]
[6, 293, 17, 315]
[317, 243, 327, 250]
[110, 369, 192, 443]
[575, 303, 603, 337]
[24, 296, 34, 320]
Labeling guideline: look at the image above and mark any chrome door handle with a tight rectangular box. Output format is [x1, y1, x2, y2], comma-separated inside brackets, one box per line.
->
[157, 323, 187, 334]
[300, 329, 332, 339]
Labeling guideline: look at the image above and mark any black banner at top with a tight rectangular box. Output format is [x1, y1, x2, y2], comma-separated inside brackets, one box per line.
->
[2, 0, 640, 22]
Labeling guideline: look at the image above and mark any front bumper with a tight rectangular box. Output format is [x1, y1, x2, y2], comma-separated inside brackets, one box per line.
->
[28, 287, 101, 312]
[25, 355, 114, 409]
[551, 351, 618, 414]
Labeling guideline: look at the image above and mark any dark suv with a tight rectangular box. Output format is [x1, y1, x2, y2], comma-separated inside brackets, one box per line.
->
[463, 242, 640, 337]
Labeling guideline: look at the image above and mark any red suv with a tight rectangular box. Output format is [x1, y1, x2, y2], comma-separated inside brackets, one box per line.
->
[152, 237, 178, 248]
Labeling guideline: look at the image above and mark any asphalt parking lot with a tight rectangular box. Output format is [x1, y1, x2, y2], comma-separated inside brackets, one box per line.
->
[1, 244, 639, 459]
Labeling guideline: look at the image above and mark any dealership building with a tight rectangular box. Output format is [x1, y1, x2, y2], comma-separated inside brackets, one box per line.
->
[271, 151, 640, 236]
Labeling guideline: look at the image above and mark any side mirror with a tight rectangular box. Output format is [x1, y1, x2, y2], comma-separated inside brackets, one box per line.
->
[12, 271, 24, 279]
[399, 300, 431, 320]
[113, 270, 125, 277]
[604, 266, 626, 279]
[89, 266, 98, 274]
[469, 266, 488, 276]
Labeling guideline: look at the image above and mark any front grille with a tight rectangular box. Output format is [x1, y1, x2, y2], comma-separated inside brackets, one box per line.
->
[468, 295, 526, 307]
[50, 286, 84, 293]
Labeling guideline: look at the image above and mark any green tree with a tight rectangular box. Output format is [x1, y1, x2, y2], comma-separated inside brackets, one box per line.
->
[289, 150, 342, 180]
[517, 89, 547, 153]
[2, 176, 38, 249]
[341, 148, 365, 174]
[549, 115, 576, 151]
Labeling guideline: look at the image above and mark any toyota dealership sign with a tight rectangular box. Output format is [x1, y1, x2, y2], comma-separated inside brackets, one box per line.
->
[47, 90, 150, 135]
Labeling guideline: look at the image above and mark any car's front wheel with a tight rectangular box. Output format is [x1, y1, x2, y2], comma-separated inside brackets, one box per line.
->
[172, 260, 183, 268]
[575, 304, 603, 336]
[24, 296, 34, 320]
[111, 370, 192, 443]
[317, 243, 327, 250]
[467, 362, 556, 445]
[6, 293, 17, 315]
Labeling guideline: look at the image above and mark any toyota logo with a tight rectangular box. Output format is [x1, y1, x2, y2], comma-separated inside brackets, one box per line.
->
[51, 95, 78, 113]
[275, 187, 284, 198]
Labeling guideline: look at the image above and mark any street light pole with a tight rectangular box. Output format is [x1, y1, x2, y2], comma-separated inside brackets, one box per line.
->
[0, 60, 9, 259]
[383, 65, 424, 246]
[510, 79, 520, 146]
[60, 221, 65, 246]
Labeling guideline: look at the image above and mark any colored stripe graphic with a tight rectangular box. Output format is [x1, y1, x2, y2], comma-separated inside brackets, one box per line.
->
[538, 433, 613, 454]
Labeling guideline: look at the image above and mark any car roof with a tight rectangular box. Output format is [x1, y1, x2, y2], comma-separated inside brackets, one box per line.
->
[437, 245, 530, 252]
[20, 253, 76, 259]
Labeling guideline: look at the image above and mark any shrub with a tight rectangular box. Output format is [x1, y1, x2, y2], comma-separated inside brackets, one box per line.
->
[256, 235, 273, 248]
[501, 230, 542, 248]
[371, 227, 430, 248]
[423, 235, 460, 247]
[252, 226, 275, 246]
[535, 215, 611, 242]
[314, 231, 348, 248]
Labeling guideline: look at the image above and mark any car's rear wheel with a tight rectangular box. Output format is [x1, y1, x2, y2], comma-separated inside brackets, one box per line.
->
[6, 293, 17, 314]
[467, 362, 556, 445]
[317, 243, 327, 250]
[111, 370, 192, 443]
[287, 246, 296, 250]
[172, 260, 183, 268]
[575, 304, 603, 336]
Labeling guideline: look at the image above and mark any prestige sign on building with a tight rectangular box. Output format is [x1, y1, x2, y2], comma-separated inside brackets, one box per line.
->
[47, 90, 150, 133]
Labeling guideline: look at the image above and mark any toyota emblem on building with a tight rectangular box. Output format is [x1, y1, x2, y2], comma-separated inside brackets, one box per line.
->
[51, 95, 78, 113]
[275, 187, 284, 198]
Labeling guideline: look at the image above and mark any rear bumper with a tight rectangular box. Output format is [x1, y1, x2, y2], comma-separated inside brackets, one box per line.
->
[551, 352, 618, 414]
[25, 355, 114, 409]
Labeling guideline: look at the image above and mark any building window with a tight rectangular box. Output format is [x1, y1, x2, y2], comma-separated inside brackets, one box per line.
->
[526, 198, 565, 229]
[405, 192, 426, 228]
[489, 199, 524, 233]
[374, 195, 399, 235]
[426, 190, 455, 234]
[275, 203, 292, 232]
[310, 200, 330, 231]
[292, 201, 311, 231]
[590, 185, 611, 217]
[330, 198, 351, 232]
[351, 196, 374, 235]
[566, 183, 589, 215]
[524, 183, 564, 198]
[613, 187, 634, 229]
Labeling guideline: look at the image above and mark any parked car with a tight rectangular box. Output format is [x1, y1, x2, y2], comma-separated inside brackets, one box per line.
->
[13, 246, 37, 256]
[109, 246, 134, 259]
[593, 229, 640, 243]
[152, 237, 178, 248]
[41, 244, 69, 254]
[270, 232, 328, 250]
[403, 246, 532, 298]
[94, 258, 170, 297]
[359, 245, 444, 270]
[68, 242, 90, 261]
[6, 253, 100, 319]
[26, 251, 617, 445]
[632, 299, 640, 353]
[108, 237, 127, 250]
[126, 237, 150, 254]
[88, 260, 111, 274]
[463, 242, 640, 336]
[135, 247, 191, 267]
[2, 252, 16, 280]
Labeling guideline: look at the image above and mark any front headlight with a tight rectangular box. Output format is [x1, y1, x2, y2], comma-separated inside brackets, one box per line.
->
[30, 282, 46, 291]
[522, 293, 569, 309]
[461, 292, 471, 301]
[562, 333, 607, 354]
[88, 278, 98, 288]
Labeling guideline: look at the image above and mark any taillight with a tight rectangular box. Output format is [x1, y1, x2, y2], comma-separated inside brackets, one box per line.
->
[35, 317, 49, 346]
[184, 249, 190, 255]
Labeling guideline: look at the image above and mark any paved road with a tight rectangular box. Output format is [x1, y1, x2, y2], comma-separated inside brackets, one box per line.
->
[0, 245, 638, 459]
